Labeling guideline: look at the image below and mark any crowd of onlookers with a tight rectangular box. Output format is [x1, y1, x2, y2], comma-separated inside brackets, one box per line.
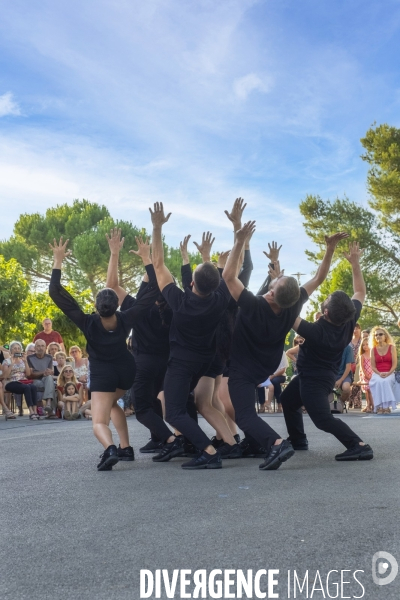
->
[257, 313, 400, 415]
[1, 315, 399, 421]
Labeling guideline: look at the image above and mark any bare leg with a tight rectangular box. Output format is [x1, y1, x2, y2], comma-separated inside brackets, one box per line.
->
[341, 382, 351, 405]
[92, 390, 129, 449]
[195, 376, 236, 445]
[217, 377, 238, 436]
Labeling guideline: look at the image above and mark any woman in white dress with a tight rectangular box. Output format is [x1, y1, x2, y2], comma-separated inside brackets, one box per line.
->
[369, 327, 397, 414]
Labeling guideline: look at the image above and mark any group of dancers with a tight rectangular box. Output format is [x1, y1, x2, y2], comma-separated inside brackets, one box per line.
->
[49, 198, 373, 471]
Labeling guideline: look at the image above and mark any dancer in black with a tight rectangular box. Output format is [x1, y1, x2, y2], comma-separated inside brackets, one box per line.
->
[281, 242, 373, 461]
[105, 229, 175, 453]
[223, 223, 349, 470]
[49, 237, 160, 471]
[150, 202, 231, 470]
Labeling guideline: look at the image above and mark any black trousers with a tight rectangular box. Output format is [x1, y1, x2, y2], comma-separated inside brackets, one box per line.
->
[257, 375, 286, 405]
[164, 356, 211, 450]
[5, 381, 38, 407]
[132, 352, 172, 443]
[229, 369, 281, 451]
[280, 374, 362, 449]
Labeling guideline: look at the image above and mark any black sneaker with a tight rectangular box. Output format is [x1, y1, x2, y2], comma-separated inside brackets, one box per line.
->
[259, 440, 295, 471]
[117, 445, 135, 461]
[239, 438, 267, 458]
[219, 443, 243, 459]
[234, 434, 241, 444]
[139, 439, 164, 454]
[97, 445, 119, 471]
[181, 450, 222, 470]
[287, 437, 309, 451]
[182, 441, 198, 457]
[211, 436, 224, 449]
[152, 436, 185, 462]
[335, 443, 373, 462]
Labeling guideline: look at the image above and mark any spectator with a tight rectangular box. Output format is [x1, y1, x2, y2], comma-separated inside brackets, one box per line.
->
[335, 344, 354, 406]
[27, 339, 56, 416]
[33, 318, 65, 352]
[47, 342, 61, 359]
[62, 382, 80, 416]
[57, 365, 84, 419]
[286, 335, 304, 377]
[348, 323, 362, 409]
[361, 329, 370, 340]
[359, 337, 374, 413]
[26, 343, 36, 356]
[369, 326, 398, 414]
[69, 345, 89, 400]
[54, 351, 67, 378]
[1, 348, 16, 418]
[257, 351, 288, 413]
[2, 341, 39, 420]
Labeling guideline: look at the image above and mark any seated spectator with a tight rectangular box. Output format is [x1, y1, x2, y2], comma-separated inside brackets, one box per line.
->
[27, 339, 56, 416]
[69, 345, 89, 400]
[54, 351, 67, 378]
[335, 344, 354, 406]
[348, 323, 362, 409]
[369, 326, 398, 414]
[286, 335, 304, 378]
[359, 337, 374, 413]
[361, 328, 370, 340]
[62, 382, 80, 416]
[26, 343, 36, 356]
[47, 341, 61, 359]
[57, 365, 84, 419]
[258, 351, 288, 413]
[2, 341, 39, 420]
[33, 318, 65, 352]
[0, 381, 16, 419]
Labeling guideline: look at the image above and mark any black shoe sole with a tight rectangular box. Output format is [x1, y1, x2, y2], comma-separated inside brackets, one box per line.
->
[140, 448, 161, 454]
[181, 462, 222, 470]
[97, 455, 119, 471]
[335, 451, 374, 461]
[118, 456, 135, 461]
[152, 448, 185, 462]
[259, 447, 295, 471]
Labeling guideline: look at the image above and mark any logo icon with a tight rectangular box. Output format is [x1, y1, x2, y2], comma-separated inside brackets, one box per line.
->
[372, 551, 398, 586]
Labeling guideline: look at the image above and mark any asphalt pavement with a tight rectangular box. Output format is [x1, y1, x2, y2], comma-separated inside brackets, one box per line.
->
[1, 412, 399, 600]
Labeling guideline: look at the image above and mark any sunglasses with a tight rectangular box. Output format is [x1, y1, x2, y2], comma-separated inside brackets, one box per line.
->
[64, 369, 74, 373]
[374, 333, 385, 337]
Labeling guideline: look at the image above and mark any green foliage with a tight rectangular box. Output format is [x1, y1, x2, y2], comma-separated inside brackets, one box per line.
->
[0, 256, 29, 339]
[361, 123, 400, 233]
[5, 285, 93, 351]
[299, 194, 400, 327]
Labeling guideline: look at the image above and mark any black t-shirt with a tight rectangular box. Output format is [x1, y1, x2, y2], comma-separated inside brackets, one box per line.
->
[49, 267, 159, 362]
[121, 294, 172, 356]
[296, 299, 362, 377]
[162, 280, 231, 361]
[229, 287, 309, 383]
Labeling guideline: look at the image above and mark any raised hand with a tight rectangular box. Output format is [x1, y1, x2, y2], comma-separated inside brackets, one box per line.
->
[49, 237, 72, 268]
[235, 221, 256, 245]
[105, 228, 125, 255]
[343, 241, 364, 264]
[217, 251, 230, 269]
[224, 198, 247, 230]
[268, 260, 284, 280]
[129, 236, 151, 264]
[193, 231, 215, 261]
[179, 235, 191, 262]
[149, 202, 171, 228]
[263, 241, 282, 262]
[325, 232, 349, 251]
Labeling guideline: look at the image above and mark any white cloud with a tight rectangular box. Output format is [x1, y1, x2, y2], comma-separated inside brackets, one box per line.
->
[233, 73, 273, 100]
[0, 92, 21, 117]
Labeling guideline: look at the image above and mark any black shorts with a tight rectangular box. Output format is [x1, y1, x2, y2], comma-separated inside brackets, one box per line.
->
[89, 354, 136, 393]
[204, 355, 226, 379]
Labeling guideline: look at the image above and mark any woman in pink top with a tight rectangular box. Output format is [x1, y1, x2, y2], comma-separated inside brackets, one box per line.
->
[358, 338, 374, 413]
[369, 326, 397, 414]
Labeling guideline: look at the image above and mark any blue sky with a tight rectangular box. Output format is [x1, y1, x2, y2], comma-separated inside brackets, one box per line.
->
[1, 0, 400, 290]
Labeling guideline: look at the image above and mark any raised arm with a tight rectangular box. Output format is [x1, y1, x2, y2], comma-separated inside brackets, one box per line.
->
[224, 197, 247, 238]
[149, 202, 174, 291]
[257, 241, 282, 295]
[343, 241, 366, 304]
[193, 232, 215, 263]
[180, 235, 192, 289]
[222, 221, 256, 301]
[302, 232, 349, 297]
[105, 228, 128, 306]
[49, 238, 87, 331]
